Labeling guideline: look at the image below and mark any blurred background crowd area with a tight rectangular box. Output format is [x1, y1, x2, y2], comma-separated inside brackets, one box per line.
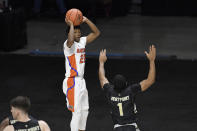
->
[1, 0, 197, 20]
[0, 0, 132, 20]
[1, 0, 197, 58]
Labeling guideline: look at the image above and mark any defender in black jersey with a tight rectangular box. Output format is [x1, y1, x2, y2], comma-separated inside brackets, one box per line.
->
[0, 115, 36, 131]
[2, 96, 50, 131]
[98, 45, 156, 131]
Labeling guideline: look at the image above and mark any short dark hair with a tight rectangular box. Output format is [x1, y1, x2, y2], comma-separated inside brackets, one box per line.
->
[66, 26, 81, 34]
[113, 74, 127, 93]
[10, 96, 31, 113]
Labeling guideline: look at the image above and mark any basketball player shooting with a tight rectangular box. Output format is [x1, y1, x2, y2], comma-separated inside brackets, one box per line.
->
[98, 45, 156, 131]
[62, 14, 100, 131]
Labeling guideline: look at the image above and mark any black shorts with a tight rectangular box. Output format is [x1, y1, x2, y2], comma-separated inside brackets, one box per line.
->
[114, 125, 136, 131]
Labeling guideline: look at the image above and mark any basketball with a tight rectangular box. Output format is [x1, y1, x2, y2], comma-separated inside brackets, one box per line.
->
[66, 8, 83, 26]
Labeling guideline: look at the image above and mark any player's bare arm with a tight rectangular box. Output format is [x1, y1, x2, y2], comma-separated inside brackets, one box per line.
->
[83, 16, 100, 44]
[65, 18, 74, 48]
[38, 120, 51, 131]
[99, 49, 109, 88]
[140, 45, 156, 91]
[0, 118, 9, 131]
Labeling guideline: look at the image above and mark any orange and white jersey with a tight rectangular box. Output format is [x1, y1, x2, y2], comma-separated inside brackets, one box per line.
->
[64, 37, 86, 78]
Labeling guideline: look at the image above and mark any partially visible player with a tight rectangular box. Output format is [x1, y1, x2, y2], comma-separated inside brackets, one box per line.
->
[63, 16, 100, 131]
[98, 45, 156, 131]
[2, 96, 50, 131]
[0, 114, 35, 131]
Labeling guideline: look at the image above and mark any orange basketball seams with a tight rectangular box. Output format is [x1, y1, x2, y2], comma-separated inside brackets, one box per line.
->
[66, 8, 83, 26]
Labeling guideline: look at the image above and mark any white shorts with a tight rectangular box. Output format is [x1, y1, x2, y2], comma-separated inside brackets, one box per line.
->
[63, 77, 89, 112]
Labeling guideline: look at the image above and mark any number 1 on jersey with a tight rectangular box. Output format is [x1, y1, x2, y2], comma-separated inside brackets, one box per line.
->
[117, 103, 124, 116]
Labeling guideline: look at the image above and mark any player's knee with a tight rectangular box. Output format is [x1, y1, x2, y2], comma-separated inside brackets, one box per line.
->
[82, 110, 89, 117]
[76, 110, 88, 118]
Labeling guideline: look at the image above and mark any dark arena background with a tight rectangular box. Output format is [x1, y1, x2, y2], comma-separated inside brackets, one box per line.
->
[0, 0, 197, 131]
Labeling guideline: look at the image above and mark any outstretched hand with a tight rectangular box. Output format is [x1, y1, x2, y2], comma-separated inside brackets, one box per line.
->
[145, 45, 156, 61]
[99, 49, 107, 63]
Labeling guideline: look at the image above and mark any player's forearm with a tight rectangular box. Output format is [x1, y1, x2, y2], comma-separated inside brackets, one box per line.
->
[99, 62, 106, 83]
[147, 60, 156, 84]
[67, 24, 74, 47]
[140, 60, 155, 91]
[85, 19, 100, 36]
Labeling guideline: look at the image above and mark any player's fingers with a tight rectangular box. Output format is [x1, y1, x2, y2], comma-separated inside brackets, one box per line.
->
[104, 49, 106, 54]
[65, 18, 68, 24]
[145, 51, 148, 57]
[101, 49, 105, 55]
[149, 45, 152, 52]
[102, 49, 104, 54]
[65, 18, 70, 23]
[100, 50, 103, 55]
[153, 45, 156, 51]
[152, 45, 155, 51]
[152, 45, 156, 55]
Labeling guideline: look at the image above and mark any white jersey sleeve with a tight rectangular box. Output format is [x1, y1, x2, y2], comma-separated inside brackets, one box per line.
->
[63, 37, 86, 56]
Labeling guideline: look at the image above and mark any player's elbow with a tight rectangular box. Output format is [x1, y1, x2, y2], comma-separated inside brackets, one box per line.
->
[141, 79, 155, 92]
[150, 79, 155, 85]
[95, 31, 100, 38]
[147, 77, 155, 85]
[97, 30, 101, 36]
[95, 28, 101, 36]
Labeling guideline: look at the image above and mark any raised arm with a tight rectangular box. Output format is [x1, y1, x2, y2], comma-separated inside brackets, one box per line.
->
[140, 45, 156, 92]
[83, 16, 100, 44]
[65, 18, 74, 48]
[99, 49, 109, 88]
[0, 118, 9, 131]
